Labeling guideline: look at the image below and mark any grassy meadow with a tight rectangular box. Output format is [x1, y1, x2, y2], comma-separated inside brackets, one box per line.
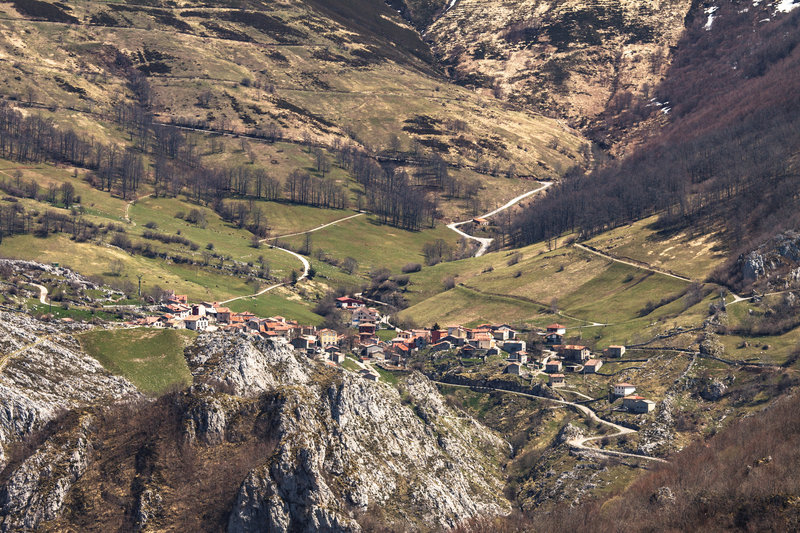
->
[79, 328, 195, 396]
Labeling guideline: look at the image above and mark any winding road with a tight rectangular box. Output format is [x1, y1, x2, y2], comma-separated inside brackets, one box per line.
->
[29, 283, 49, 304]
[433, 381, 668, 463]
[220, 210, 371, 304]
[219, 246, 310, 305]
[448, 182, 553, 257]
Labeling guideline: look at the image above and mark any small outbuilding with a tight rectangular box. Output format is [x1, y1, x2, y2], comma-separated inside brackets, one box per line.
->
[623, 395, 655, 413]
[583, 359, 603, 373]
[604, 345, 626, 358]
[545, 360, 563, 373]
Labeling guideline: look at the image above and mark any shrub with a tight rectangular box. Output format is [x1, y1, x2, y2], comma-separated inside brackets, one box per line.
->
[442, 276, 456, 290]
[342, 257, 358, 275]
[110, 233, 132, 250]
[393, 275, 410, 287]
[401, 262, 422, 273]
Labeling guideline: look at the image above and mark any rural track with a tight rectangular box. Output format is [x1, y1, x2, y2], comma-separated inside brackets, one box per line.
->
[458, 283, 609, 328]
[573, 243, 692, 283]
[120, 190, 313, 306]
[727, 288, 797, 306]
[29, 283, 49, 304]
[218, 211, 368, 305]
[124, 194, 152, 226]
[219, 246, 309, 305]
[432, 381, 669, 464]
[447, 182, 553, 257]
[264, 212, 364, 240]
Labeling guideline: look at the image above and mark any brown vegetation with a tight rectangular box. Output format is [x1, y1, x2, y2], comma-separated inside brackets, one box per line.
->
[512, 5, 800, 260]
[454, 391, 800, 532]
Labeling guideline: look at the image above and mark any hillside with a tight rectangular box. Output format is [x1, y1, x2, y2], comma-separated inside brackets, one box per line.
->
[509, 1, 800, 268]
[423, 0, 693, 149]
[0, 0, 587, 175]
[0, 0, 591, 323]
[1, 0, 800, 530]
[455, 391, 800, 532]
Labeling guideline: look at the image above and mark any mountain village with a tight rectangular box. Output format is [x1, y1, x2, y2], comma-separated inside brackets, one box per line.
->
[131, 293, 654, 414]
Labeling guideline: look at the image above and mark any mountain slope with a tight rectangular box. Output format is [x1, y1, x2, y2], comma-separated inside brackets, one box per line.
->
[509, 1, 800, 261]
[425, 0, 692, 141]
[0, 0, 587, 176]
[0, 320, 511, 532]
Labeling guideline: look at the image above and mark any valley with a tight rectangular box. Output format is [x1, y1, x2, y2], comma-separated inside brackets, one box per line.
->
[0, 0, 799, 531]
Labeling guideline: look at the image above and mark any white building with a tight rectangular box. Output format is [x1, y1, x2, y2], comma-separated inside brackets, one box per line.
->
[613, 383, 636, 397]
[184, 315, 209, 331]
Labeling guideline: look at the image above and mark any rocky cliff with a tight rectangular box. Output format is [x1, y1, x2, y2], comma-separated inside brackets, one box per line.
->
[737, 230, 800, 289]
[189, 335, 510, 532]
[0, 312, 141, 531]
[0, 324, 511, 531]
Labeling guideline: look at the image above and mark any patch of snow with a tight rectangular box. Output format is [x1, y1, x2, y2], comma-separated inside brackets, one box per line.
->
[776, 0, 800, 13]
[704, 6, 719, 30]
[662, 107, 672, 115]
[446, 0, 458, 11]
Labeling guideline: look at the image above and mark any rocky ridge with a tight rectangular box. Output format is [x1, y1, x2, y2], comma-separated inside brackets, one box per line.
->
[0, 312, 141, 531]
[0, 312, 140, 465]
[185, 334, 510, 531]
[737, 230, 800, 289]
[0, 324, 511, 531]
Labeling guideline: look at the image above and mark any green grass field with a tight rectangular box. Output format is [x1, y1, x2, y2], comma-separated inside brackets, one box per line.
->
[226, 289, 323, 325]
[282, 214, 458, 275]
[583, 216, 727, 280]
[78, 328, 195, 396]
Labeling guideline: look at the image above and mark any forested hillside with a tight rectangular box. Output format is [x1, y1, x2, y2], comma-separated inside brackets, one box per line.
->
[511, 3, 800, 274]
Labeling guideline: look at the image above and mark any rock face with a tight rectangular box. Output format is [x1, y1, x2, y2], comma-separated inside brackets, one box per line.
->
[0, 312, 141, 530]
[184, 334, 509, 532]
[0, 327, 509, 531]
[0, 413, 95, 533]
[425, 0, 693, 138]
[0, 259, 100, 290]
[556, 423, 584, 445]
[0, 311, 140, 455]
[737, 230, 800, 288]
[699, 379, 728, 402]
